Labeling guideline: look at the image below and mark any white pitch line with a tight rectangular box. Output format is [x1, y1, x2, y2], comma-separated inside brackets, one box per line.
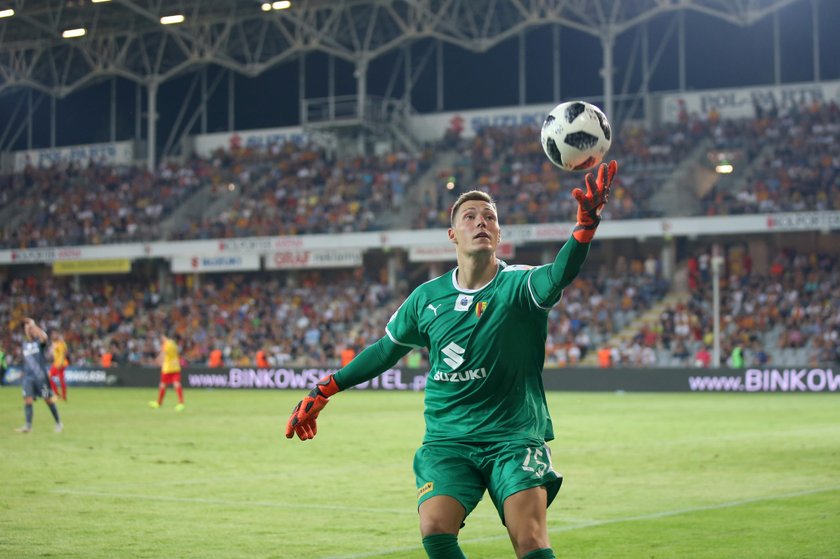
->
[323, 485, 840, 559]
[52, 489, 416, 515]
[51, 487, 591, 524]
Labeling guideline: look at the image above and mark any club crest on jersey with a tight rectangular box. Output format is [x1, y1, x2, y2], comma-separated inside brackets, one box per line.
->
[454, 294, 473, 312]
[475, 301, 488, 317]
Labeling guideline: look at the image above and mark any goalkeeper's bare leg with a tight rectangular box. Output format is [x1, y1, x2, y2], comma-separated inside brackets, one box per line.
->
[504, 487, 555, 559]
[419, 496, 467, 559]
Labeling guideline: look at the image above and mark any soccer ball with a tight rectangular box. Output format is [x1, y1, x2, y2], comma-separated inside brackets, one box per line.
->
[540, 101, 612, 171]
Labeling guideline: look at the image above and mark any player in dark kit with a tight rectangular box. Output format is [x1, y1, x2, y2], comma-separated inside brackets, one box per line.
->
[16, 317, 63, 433]
[285, 161, 618, 559]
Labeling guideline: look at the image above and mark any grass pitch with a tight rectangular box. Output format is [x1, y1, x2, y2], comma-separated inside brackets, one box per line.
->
[1, 386, 838, 558]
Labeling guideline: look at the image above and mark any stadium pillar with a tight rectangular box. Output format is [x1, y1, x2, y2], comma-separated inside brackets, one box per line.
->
[355, 59, 367, 120]
[135, 82, 142, 143]
[110, 77, 117, 142]
[50, 94, 56, 147]
[600, 32, 615, 126]
[436, 41, 444, 111]
[26, 89, 33, 150]
[642, 22, 653, 129]
[678, 11, 686, 91]
[518, 31, 526, 106]
[147, 80, 158, 172]
[403, 46, 412, 109]
[552, 25, 561, 101]
[328, 55, 336, 119]
[660, 241, 675, 284]
[228, 69, 235, 132]
[711, 246, 724, 368]
[812, 0, 821, 81]
[387, 253, 399, 290]
[201, 68, 208, 134]
[773, 11, 782, 85]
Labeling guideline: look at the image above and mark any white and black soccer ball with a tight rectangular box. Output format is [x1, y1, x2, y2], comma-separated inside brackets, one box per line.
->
[540, 101, 612, 172]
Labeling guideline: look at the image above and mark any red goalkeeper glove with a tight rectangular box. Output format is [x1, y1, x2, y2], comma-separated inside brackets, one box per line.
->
[285, 374, 341, 441]
[571, 160, 618, 243]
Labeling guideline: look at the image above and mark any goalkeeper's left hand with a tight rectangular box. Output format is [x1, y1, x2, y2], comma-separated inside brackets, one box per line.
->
[285, 374, 341, 441]
[572, 160, 618, 243]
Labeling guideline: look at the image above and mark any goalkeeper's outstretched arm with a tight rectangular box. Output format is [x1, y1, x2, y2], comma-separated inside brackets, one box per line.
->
[529, 160, 618, 306]
[285, 336, 411, 440]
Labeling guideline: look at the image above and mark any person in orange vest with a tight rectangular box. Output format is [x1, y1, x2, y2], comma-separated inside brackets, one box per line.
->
[256, 349, 269, 368]
[100, 349, 114, 369]
[340, 346, 356, 367]
[597, 345, 612, 368]
[208, 348, 223, 368]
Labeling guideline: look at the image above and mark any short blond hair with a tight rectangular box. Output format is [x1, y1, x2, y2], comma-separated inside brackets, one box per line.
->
[449, 190, 497, 226]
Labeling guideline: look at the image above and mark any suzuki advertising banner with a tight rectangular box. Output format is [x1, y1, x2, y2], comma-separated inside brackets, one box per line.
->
[171, 254, 261, 273]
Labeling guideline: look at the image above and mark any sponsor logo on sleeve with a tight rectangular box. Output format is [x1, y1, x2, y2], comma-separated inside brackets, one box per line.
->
[418, 482, 434, 498]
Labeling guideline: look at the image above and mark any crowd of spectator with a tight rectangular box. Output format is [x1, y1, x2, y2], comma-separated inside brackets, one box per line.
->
[169, 142, 432, 240]
[0, 160, 209, 248]
[0, 253, 673, 370]
[606, 248, 840, 368]
[3, 99, 838, 250]
[2, 245, 836, 369]
[2, 99, 839, 371]
[0, 269, 402, 370]
[700, 100, 840, 215]
[414, 120, 700, 229]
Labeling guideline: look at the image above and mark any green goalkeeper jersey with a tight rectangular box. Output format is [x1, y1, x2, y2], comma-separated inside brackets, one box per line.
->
[387, 261, 563, 445]
[333, 236, 590, 446]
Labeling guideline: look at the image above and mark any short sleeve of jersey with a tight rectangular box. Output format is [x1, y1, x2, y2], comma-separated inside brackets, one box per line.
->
[385, 291, 425, 349]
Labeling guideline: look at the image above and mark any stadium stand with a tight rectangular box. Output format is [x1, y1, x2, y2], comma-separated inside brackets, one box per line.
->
[1, 104, 838, 370]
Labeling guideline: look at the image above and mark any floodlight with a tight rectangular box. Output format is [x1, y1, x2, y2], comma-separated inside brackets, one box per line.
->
[160, 14, 185, 25]
[62, 28, 87, 38]
[0, 8, 14, 18]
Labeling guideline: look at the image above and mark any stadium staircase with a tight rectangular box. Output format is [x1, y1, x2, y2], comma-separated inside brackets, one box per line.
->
[0, 199, 36, 232]
[579, 289, 690, 367]
[381, 149, 462, 229]
[159, 179, 241, 238]
[648, 139, 712, 217]
[579, 264, 690, 367]
[703, 142, 775, 203]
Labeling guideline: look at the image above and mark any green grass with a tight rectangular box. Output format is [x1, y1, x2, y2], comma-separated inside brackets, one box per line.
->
[1, 387, 838, 558]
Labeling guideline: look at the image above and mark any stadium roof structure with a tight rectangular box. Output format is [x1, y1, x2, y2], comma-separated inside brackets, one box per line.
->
[0, 0, 811, 167]
[0, 0, 802, 97]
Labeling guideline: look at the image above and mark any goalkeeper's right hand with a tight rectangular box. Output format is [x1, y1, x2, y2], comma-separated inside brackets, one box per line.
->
[571, 160, 617, 243]
[285, 374, 341, 441]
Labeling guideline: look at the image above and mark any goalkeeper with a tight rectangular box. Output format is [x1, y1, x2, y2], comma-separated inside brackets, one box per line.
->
[286, 161, 618, 559]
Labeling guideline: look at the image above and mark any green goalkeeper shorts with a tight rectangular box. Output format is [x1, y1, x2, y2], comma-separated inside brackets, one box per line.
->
[414, 440, 563, 525]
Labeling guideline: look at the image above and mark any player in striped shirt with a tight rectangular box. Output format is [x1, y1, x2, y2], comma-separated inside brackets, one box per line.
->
[16, 317, 63, 434]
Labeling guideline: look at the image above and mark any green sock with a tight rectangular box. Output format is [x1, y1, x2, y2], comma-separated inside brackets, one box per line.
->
[522, 549, 555, 559]
[422, 533, 467, 559]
